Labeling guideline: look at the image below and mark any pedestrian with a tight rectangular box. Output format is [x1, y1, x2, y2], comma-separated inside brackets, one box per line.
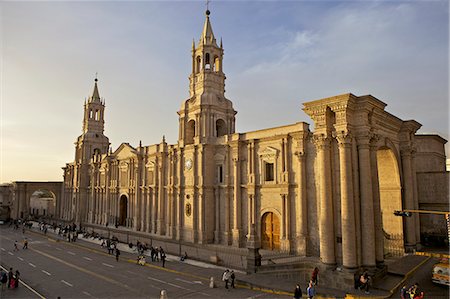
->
[408, 282, 423, 299]
[230, 270, 236, 288]
[294, 284, 302, 299]
[400, 285, 408, 299]
[222, 269, 230, 289]
[161, 252, 166, 268]
[359, 271, 370, 294]
[14, 241, 19, 251]
[0, 269, 7, 291]
[14, 270, 20, 288]
[7, 268, 13, 289]
[307, 280, 316, 299]
[23, 238, 28, 249]
[311, 267, 319, 285]
[115, 248, 120, 262]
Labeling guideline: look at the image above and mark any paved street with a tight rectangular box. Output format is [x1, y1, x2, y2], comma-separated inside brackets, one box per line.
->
[0, 225, 288, 298]
[387, 256, 449, 299]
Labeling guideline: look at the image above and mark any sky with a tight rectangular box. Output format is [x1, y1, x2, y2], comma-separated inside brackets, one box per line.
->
[1, 0, 448, 183]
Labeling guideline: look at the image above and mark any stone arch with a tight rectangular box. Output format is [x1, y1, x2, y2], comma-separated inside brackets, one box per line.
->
[216, 119, 227, 137]
[9, 182, 63, 220]
[186, 119, 195, 145]
[376, 145, 404, 256]
[119, 194, 128, 226]
[261, 210, 281, 250]
[29, 189, 56, 218]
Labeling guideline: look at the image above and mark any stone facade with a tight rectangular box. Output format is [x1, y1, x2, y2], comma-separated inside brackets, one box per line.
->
[57, 11, 448, 269]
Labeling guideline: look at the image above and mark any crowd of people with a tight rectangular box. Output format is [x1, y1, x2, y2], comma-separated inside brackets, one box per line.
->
[0, 267, 21, 293]
[401, 283, 425, 299]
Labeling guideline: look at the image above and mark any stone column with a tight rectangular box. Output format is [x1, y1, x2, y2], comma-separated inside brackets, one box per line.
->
[357, 135, 376, 267]
[370, 138, 384, 265]
[337, 132, 357, 269]
[232, 158, 241, 246]
[214, 187, 220, 244]
[224, 188, 231, 245]
[411, 149, 421, 246]
[176, 192, 182, 239]
[281, 194, 286, 240]
[314, 134, 335, 265]
[295, 152, 307, 256]
[401, 146, 416, 250]
[248, 195, 254, 234]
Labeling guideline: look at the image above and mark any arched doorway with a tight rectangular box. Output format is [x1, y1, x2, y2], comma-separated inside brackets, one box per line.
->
[377, 148, 404, 256]
[261, 212, 280, 250]
[29, 190, 56, 219]
[119, 195, 128, 226]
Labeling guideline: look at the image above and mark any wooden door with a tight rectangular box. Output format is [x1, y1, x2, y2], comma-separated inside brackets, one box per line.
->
[261, 212, 281, 250]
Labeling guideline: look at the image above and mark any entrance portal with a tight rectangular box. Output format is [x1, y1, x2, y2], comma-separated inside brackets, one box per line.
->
[30, 190, 56, 218]
[119, 195, 128, 226]
[377, 148, 404, 256]
[261, 212, 280, 250]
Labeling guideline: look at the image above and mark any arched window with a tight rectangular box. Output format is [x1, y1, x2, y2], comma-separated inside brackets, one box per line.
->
[205, 53, 211, 70]
[95, 110, 100, 120]
[186, 120, 196, 145]
[216, 119, 227, 137]
[214, 56, 220, 72]
[89, 109, 93, 119]
[196, 56, 201, 73]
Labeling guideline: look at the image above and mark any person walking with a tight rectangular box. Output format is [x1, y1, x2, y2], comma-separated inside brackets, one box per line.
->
[307, 281, 316, 299]
[0, 269, 7, 291]
[222, 269, 230, 289]
[23, 238, 28, 249]
[359, 271, 370, 294]
[14, 270, 20, 288]
[230, 270, 236, 289]
[294, 284, 302, 299]
[311, 267, 319, 285]
[115, 248, 120, 262]
[161, 252, 166, 268]
[7, 268, 13, 289]
[14, 241, 19, 251]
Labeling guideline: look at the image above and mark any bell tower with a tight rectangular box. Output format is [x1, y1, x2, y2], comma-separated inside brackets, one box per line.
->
[178, 9, 237, 146]
[74, 78, 110, 163]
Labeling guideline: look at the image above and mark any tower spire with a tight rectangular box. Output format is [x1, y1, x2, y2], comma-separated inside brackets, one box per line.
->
[90, 75, 101, 103]
[200, 5, 216, 46]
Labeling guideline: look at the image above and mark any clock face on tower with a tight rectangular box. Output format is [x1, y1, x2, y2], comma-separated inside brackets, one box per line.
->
[185, 158, 193, 170]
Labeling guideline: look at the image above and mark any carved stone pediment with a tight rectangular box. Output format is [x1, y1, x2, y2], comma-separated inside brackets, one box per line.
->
[258, 146, 278, 161]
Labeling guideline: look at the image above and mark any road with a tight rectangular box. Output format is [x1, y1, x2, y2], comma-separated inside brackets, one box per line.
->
[0, 226, 288, 298]
[388, 256, 449, 299]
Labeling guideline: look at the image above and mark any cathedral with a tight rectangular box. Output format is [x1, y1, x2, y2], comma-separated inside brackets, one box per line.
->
[59, 9, 448, 271]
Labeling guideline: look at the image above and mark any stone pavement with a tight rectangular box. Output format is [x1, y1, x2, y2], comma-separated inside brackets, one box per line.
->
[24, 224, 431, 299]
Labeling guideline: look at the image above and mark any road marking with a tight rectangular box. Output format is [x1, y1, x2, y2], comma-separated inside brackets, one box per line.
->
[55, 247, 62, 251]
[42, 270, 51, 276]
[61, 280, 73, 287]
[176, 278, 194, 284]
[1, 248, 5, 251]
[126, 270, 136, 274]
[67, 251, 76, 255]
[82, 291, 95, 298]
[148, 276, 190, 291]
[193, 280, 203, 284]
[83, 256, 93, 261]
[8, 252, 14, 256]
[18, 257, 24, 261]
[246, 294, 267, 299]
[29, 263, 36, 268]
[102, 263, 114, 268]
[31, 247, 137, 294]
